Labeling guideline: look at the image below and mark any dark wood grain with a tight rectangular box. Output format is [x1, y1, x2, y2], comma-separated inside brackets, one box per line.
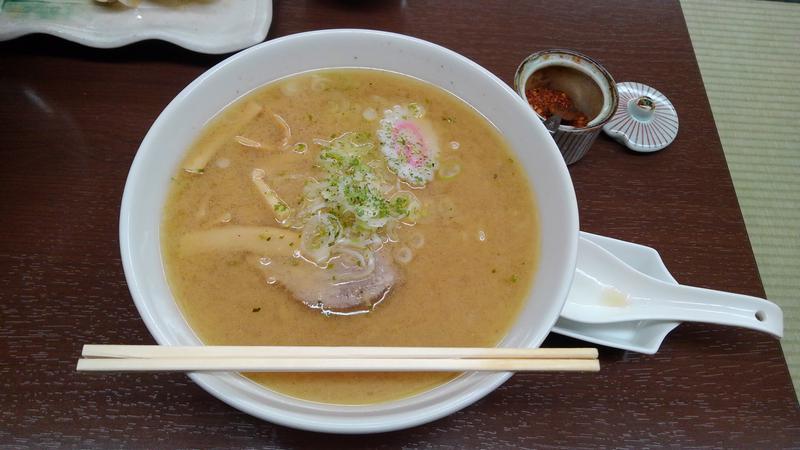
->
[1, 0, 798, 448]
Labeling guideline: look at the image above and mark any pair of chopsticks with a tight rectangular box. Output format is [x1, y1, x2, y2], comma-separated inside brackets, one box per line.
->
[77, 345, 600, 373]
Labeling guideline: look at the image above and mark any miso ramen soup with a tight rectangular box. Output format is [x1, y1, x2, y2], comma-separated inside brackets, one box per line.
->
[162, 69, 539, 405]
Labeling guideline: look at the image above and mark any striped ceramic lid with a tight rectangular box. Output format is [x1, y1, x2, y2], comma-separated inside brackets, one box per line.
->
[603, 82, 678, 153]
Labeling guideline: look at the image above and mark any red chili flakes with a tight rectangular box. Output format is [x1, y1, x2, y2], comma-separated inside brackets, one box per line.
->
[525, 87, 590, 128]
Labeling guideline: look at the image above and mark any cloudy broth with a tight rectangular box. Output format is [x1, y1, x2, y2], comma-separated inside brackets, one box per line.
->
[162, 69, 539, 404]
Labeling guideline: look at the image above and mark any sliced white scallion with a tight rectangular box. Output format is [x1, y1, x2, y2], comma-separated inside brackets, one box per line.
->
[383, 222, 400, 242]
[300, 212, 342, 265]
[407, 103, 425, 118]
[393, 246, 413, 264]
[438, 160, 461, 179]
[409, 232, 425, 249]
[280, 80, 300, 97]
[389, 191, 421, 223]
[330, 246, 376, 282]
[370, 95, 388, 104]
[289, 130, 431, 285]
[362, 107, 378, 121]
[311, 75, 331, 92]
[235, 136, 263, 148]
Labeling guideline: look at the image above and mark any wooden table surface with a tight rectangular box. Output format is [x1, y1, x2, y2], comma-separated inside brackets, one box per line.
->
[1, 0, 798, 447]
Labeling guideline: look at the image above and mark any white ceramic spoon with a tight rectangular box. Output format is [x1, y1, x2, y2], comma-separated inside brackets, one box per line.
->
[561, 238, 783, 338]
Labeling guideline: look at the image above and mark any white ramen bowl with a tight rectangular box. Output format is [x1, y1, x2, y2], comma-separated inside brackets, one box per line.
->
[120, 29, 578, 434]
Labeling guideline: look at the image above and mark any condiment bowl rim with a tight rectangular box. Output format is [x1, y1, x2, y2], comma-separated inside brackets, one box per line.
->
[513, 48, 619, 131]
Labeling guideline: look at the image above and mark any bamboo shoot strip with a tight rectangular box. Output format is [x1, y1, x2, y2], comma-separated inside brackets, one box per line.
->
[183, 101, 263, 173]
[180, 225, 299, 255]
[252, 168, 291, 222]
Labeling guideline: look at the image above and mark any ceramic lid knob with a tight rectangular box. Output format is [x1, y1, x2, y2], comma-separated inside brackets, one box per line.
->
[602, 82, 678, 152]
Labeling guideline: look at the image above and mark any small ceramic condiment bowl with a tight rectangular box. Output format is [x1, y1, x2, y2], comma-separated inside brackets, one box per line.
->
[514, 49, 619, 165]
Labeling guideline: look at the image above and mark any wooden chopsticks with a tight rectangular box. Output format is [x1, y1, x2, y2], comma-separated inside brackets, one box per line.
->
[77, 345, 600, 373]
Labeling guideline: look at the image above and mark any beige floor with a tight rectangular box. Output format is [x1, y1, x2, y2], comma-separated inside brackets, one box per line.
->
[681, 0, 800, 396]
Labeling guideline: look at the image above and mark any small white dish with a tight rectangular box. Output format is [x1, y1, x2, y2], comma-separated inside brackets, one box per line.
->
[120, 29, 578, 433]
[553, 232, 680, 354]
[0, 0, 272, 54]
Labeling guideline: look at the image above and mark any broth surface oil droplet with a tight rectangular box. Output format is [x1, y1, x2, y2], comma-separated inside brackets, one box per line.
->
[362, 107, 378, 121]
[410, 232, 425, 249]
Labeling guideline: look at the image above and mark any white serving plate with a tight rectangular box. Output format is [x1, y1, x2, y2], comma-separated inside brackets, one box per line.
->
[0, 0, 271, 54]
[120, 29, 578, 433]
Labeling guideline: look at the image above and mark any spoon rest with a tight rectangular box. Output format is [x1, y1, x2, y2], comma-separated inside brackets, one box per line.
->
[552, 233, 783, 353]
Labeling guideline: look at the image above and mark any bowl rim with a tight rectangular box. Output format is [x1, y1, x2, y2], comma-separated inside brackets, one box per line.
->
[120, 28, 579, 434]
